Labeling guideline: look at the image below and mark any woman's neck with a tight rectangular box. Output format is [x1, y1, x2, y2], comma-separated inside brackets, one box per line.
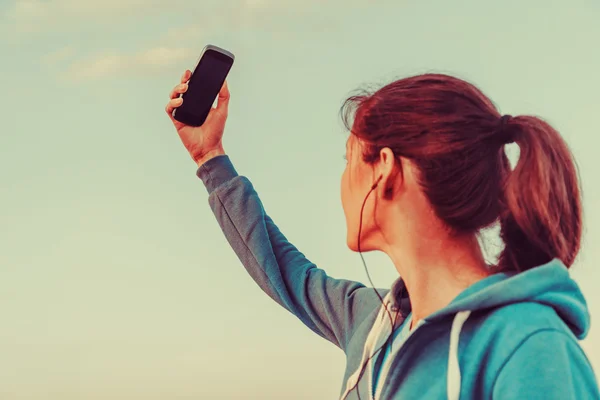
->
[385, 234, 490, 326]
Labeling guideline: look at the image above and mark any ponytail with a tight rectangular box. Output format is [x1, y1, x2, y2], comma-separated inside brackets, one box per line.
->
[498, 116, 582, 271]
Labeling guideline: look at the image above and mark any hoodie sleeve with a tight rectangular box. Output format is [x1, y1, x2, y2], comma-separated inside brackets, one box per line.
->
[196, 155, 379, 351]
[492, 329, 600, 400]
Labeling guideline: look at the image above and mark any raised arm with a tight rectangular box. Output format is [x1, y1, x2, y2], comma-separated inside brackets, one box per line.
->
[165, 70, 385, 351]
[198, 154, 383, 350]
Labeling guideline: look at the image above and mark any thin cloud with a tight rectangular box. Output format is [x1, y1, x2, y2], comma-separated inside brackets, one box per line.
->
[23, 0, 366, 80]
[41, 46, 76, 66]
[3, 0, 339, 33]
[134, 47, 193, 69]
[9, 0, 171, 19]
[39, 21, 206, 81]
[64, 47, 194, 81]
[161, 25, 206, 45]
[4, 0, 189, 32]
[244, 0, 269, 8]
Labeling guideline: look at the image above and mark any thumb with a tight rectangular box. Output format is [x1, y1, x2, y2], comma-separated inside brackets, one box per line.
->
[216, 80, 230, 115]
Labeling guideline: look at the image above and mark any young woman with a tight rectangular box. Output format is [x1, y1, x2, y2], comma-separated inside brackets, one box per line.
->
[166, 70, 599, 399]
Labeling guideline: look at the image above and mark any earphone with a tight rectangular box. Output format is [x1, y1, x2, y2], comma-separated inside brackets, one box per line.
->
[371, 175, 383, 190]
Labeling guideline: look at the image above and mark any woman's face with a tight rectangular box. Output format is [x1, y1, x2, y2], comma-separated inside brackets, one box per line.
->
[341, 134, 379, 252]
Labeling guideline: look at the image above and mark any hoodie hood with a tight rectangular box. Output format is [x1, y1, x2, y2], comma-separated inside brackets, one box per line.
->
[389, 258, 590, 339]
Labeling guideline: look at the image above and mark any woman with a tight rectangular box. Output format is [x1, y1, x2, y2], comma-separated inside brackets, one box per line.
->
[166, 70, 599, 399]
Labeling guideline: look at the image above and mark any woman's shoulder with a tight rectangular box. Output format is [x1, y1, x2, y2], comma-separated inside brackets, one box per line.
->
[469, 302, 577, 344]
[459, 302, 590, 392]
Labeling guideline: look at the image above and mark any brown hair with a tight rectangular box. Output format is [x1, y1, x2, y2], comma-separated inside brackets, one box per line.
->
[341, 74, 582, 272]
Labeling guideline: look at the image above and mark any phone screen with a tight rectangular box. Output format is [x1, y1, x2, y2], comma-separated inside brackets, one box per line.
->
[175, 49, 233, 126]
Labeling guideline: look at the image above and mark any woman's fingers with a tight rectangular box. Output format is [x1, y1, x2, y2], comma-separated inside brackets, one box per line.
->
[165, 97, 183, 116]
[166, 70, 191, 119]
[170, 83, 188, 99]
[181, 69, 192, 83]
[166, 72, 189, 117]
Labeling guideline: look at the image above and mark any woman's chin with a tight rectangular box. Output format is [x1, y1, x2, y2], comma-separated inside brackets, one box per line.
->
[346, 241, 359, 252]
[346, 234, 359, 252]
[346, 235, 376, 253]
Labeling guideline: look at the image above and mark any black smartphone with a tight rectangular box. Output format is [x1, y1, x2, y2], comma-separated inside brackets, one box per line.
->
[173, 45, 235, 127]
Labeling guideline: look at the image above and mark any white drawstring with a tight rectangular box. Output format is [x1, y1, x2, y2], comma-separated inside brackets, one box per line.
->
[342, 305, 472, 400]
[447, 311, 471, 400]
[340, 293, 393, 400]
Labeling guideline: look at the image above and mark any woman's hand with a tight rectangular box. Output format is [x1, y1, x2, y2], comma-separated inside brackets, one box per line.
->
[166, 69, 230, 167]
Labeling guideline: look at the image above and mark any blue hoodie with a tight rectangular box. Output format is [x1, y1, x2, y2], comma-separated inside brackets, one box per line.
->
[197, 155, 599, 399]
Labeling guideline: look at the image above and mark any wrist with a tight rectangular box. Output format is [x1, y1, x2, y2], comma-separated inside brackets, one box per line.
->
[195, 146, 226, 167]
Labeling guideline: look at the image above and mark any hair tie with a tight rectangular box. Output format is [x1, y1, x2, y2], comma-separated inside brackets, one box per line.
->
[497, 114, 515, 144]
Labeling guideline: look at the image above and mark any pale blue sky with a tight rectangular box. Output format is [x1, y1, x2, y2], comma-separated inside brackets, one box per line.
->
[1, 0, 599, 398]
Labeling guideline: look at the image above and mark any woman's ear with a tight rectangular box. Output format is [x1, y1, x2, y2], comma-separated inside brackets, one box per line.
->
[378, 148, 402, 200]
